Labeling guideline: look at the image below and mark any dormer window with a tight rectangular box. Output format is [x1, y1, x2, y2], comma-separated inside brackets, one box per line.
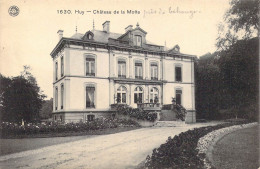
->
[174, 45, 180, 52]
[135, 35, 142, 47]
[87, 33, 93, 40]
[83, 31, 94, 41]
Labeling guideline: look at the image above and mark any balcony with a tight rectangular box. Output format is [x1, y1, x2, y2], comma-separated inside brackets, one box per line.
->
[118, 75, 126, 79]
[86, 73, 95, 76]
[110, 103, 127, 111]
[135, 76, 143, 80]
[151, 77, 158, 81]
[137, 103, 161, 111]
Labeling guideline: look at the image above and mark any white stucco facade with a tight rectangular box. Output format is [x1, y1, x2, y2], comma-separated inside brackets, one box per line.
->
[51, 22, 196, 123]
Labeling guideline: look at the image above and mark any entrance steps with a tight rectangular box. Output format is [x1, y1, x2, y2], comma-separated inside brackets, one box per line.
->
[155, 121, 186, 127]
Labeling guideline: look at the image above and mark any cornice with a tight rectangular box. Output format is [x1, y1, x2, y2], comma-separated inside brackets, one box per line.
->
[50, 38, 197, 59]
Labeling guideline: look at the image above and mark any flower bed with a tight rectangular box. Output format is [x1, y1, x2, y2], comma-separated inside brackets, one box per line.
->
[196, 122, 258, 169]
[116, 104, 158, 122]
[0, 118, 140, 138]
[144, 120, 255, 169]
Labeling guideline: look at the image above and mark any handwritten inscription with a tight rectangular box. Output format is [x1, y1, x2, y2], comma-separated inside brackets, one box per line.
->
[144, 7, 201, 18]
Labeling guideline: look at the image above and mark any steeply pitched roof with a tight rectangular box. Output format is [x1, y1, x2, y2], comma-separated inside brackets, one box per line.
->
[70, 30, 122, 43]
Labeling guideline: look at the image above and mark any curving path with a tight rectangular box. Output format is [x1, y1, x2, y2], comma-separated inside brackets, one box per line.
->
[0, 122, 220, 169]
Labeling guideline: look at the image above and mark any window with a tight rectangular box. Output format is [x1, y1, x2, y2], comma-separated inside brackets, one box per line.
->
[135, 61, 143, 79]
[60, 115, 63, 122]
[150, 63, 158, 80]
[61, 56, 64, 77]
[61, 84, 64, 109]
[117, 86, 127, 103]
[55, 62, 58, 80]
[135, 35, 142, 47]
[87, 34, 93, 40]
[86, 57, 95, 76]
[118, 60, 126, 78]
[175, 66, 182, 82]
[134, 86, 143, 103]
[55, 87, 58, 110]
[87, 114, 95, 121]
[150, 87, 159, 103]
[86, 86, 95, 108]
[176, 89, 182, 105]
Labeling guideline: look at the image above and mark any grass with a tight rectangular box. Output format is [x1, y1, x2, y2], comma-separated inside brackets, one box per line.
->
[212, 125, 259, 169]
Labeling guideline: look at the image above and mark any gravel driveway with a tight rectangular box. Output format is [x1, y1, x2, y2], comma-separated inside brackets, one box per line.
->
[0, 122, 220, 169]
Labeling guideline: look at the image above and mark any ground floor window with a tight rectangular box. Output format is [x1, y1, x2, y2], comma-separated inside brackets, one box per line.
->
[87, 114, 95, 121]
[116, 86, 127, 103]
[61, 84, 64, 109]
[134, 86, 143, 103]
[176, 89, 182, 105]
[150, 87, 159, 103]
[86, 87, 95, 108]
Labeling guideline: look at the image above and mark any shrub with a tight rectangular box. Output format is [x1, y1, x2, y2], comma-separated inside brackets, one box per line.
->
[0, 118, 139, 138]
[115, 104, 157, 122]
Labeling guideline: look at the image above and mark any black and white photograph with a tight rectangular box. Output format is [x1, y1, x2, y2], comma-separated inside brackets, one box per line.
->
[0, 0, 259, 168]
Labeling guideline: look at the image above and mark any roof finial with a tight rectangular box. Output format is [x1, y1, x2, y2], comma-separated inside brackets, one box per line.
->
[165, 40, 167, 47]
[93, 19, 95, 30]
[75, 25, 77, 33]
[136, 22, 139, 27]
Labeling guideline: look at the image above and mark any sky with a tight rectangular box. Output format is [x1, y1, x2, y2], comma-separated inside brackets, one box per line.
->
[0, 0, 231, 99]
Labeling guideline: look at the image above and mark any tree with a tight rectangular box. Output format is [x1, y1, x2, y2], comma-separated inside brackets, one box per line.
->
[0, 66, 46, 123]
[39, 98, 53, 119]
[195, 53, 222, 119]
[216, 0, 259, 50]
[218, 38, 258, 119]
[0, 75, 12, 122]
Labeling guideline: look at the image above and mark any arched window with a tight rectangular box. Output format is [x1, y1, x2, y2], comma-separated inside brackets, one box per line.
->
[61, 84, 64, 109]
[150, 87, 159, 103]
[134, 86, 143, 103]
[117, 86, 127, 104]
[55, 87, 58, 110]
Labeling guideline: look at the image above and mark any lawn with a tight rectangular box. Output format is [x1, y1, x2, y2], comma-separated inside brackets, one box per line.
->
[212, 125, 259, 169]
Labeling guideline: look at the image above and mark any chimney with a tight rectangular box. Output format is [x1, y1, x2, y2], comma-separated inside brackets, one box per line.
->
[57, 30, 64, 41]
[102, 21, 110, 33]
[125, 25, 133, 32]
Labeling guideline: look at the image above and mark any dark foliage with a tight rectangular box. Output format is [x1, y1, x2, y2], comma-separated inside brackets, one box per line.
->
[0, 66, 46, 123]
[115, 104, 158, 122]
[145, 121, 250, 169]
[196, 38, 259, 121]
[0, 118, 139, 138]
[39, 98, 53, 119]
